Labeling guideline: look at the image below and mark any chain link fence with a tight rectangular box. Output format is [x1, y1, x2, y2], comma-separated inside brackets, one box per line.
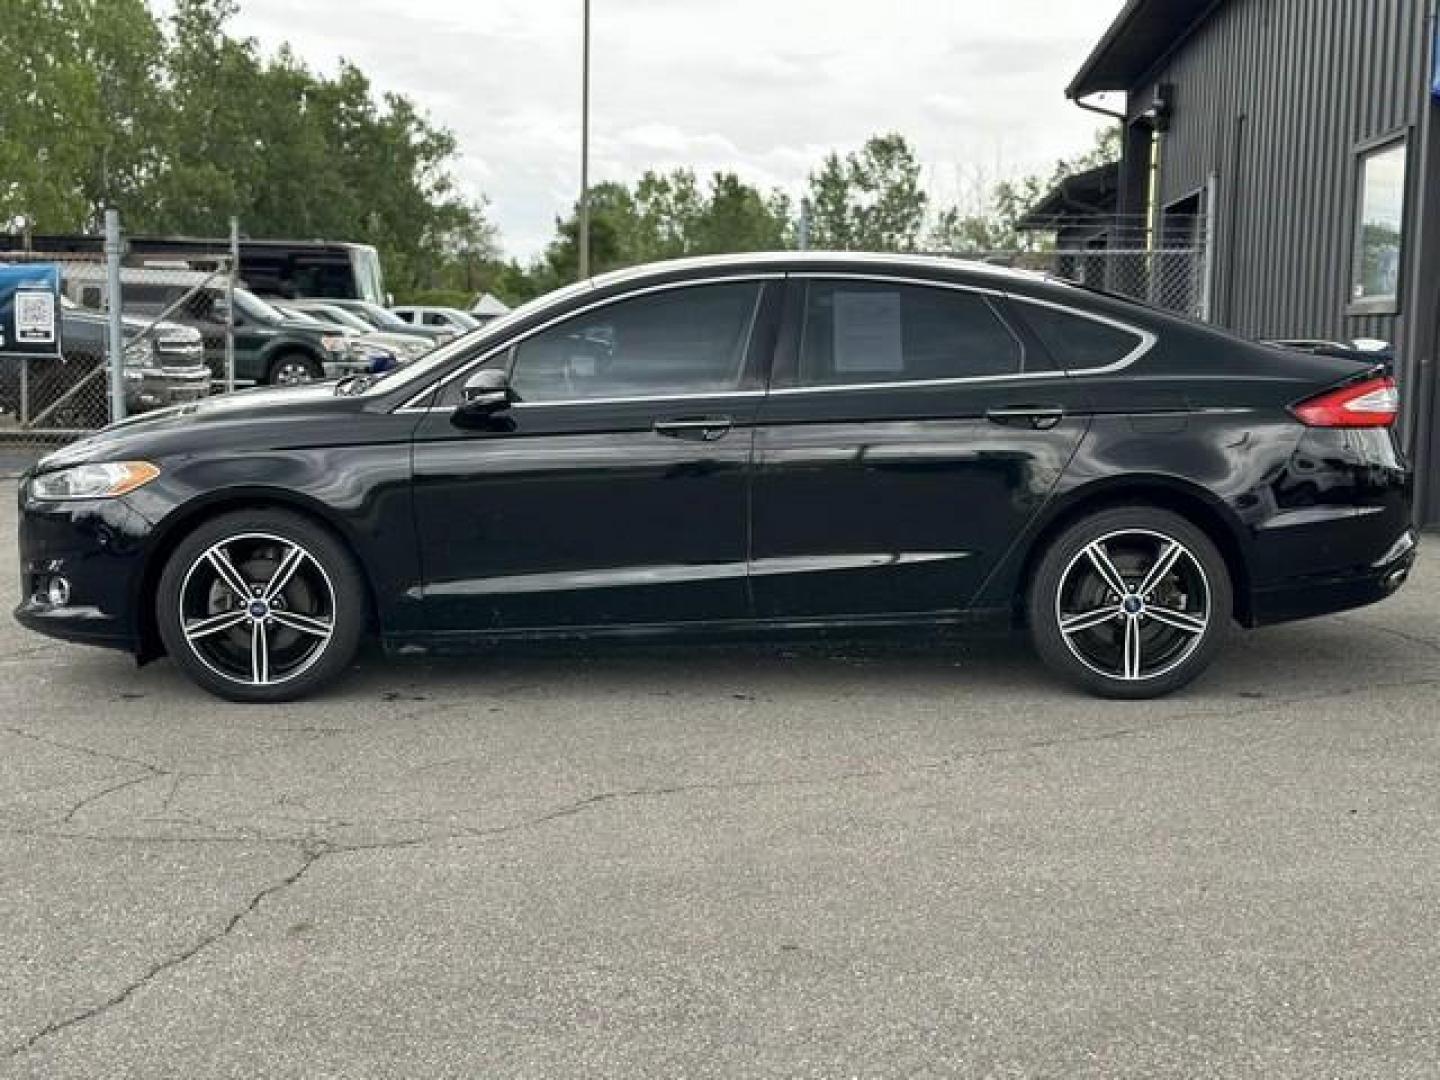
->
[937, 212, 1215, 323]
[0, 225, 236, 449]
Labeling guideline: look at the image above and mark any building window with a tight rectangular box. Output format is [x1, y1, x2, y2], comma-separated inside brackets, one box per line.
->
[1351, 138, 1407, 314]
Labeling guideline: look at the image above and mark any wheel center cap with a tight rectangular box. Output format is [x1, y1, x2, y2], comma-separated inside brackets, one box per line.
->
[1123, 595, 1144, 615]
[247, 599, 270, 620]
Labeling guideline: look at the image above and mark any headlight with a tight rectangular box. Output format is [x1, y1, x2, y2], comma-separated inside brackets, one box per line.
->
[320, 335, 349, 355]
[29, 461, 161, 501]
[123, 339, 156, 370]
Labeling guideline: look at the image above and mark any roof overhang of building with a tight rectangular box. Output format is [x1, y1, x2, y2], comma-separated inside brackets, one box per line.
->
[1068, 0, 1223, 100]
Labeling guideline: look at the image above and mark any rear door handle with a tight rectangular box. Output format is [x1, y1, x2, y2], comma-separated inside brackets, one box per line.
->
[985, 406, 1066, 431]
[654, 416, 733, 441]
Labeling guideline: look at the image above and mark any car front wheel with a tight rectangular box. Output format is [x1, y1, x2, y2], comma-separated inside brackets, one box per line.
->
[267, 352, 323, 386]
[155, 509, 366, 702]
[1028, 507, 1232, 699]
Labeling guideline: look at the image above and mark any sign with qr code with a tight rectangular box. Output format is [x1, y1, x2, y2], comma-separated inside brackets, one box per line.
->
[0, 263, 63, 357]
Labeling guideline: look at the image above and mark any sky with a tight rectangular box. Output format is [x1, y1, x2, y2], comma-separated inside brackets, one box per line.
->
[223, 0, 1129, 260]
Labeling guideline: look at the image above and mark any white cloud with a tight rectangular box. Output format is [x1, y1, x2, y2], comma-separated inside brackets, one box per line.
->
[223, 0, 1128, 258]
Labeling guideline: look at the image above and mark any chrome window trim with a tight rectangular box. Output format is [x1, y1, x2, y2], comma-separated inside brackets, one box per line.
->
[507, 389, 768, 409]
[394, 274, 783, 413]
[767, 370, 1071, 396]
[1004, 294, 1158, 376]
[787, 271, 1004, 298]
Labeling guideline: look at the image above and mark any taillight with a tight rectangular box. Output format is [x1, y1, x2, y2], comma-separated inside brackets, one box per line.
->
[1291, 375, 1399, 428]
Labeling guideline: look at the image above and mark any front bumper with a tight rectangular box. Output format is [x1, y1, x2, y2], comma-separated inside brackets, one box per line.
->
[322, 355, 372, 379]
[125, 366, 211, 413]
[13, 488, 151, 652]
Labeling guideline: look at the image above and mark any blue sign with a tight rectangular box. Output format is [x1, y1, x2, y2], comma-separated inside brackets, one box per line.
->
[0, 263, 62, 358]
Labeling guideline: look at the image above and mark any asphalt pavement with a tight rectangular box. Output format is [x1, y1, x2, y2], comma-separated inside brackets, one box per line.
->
[3, 477, 1438, 1078]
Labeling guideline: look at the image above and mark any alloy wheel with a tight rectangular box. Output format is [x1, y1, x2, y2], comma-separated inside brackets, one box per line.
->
[1054, 528, 1211, 682]
[272, 359, 316, 385]
[177, 533, 336, 687]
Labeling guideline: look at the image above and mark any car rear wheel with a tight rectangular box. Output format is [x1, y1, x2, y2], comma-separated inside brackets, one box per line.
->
[156, 509, 366, 702]
[267, 352, 323, 386]
[1028, 507, 1232, 699]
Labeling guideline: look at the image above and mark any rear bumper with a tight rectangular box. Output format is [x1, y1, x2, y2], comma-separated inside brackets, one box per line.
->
[1251, 528, 1417, 626]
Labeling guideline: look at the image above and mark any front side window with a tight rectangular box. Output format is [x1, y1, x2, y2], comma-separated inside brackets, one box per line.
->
[1352, 139, 1407, 311]
[510, 282, 762, 402]
[796, 281, 1023, 386]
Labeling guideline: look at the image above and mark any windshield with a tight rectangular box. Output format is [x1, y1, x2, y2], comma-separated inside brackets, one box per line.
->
[362, 279, 595, 396]
[309, 305, 374, 333]
[277, 307, 333, 328]
[349, 301, 412, 331]
[234, 289, 290, 324]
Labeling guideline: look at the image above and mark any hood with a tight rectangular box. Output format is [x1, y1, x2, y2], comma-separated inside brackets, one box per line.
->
[35, 382, 346, 472]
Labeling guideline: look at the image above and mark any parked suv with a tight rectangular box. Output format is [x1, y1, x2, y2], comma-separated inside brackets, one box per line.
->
[391, 305, 481, 335]
[274, 300, 434, 363]
[321, 299, 454, 344]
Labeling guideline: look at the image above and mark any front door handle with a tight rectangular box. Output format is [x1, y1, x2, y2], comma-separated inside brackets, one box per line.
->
[985, 406, 1066, 431]
[654, 416, 733, 441]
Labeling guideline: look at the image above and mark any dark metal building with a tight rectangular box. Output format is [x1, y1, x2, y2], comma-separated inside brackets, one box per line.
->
[1068, 0, 1440, 524]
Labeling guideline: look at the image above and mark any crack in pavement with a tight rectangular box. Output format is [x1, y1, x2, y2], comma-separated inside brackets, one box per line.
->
[1, 725, 169, 775]
[60, 772, 167, 824]
[11, 670, 1440, 1062]
[4, 847, 325, 1061]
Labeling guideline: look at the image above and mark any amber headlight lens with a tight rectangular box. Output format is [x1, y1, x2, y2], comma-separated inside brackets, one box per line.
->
[29, 462, 161, 501]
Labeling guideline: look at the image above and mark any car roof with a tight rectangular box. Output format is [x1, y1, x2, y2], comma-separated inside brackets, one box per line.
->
[588, 251, 1056, 291]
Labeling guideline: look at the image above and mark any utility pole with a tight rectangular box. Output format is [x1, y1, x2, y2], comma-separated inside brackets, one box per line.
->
[103, 209, 126, 423]
[578, 0, 592, 281]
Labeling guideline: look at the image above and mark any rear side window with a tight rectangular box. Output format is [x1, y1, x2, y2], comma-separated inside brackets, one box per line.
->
[797, 281, 1022, 386]
[1017, 301, 1144, 372]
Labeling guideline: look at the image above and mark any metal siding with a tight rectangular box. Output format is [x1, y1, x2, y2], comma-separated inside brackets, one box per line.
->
[1118, 0, 1438, 521]
[1127, 0, 1424, 343]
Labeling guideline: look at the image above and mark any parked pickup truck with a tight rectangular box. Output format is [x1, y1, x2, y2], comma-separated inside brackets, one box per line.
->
[1, 300, 210, 428]
[63, 266, 373, 386]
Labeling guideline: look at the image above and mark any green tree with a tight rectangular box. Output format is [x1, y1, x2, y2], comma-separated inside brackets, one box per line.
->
[0, 0, 165, 230]
[521, 169, 792, 297]
[805, 133, 928, 252]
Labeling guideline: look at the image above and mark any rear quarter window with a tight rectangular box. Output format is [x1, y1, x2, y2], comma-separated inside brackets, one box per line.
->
[1015, 301, 1145, 372]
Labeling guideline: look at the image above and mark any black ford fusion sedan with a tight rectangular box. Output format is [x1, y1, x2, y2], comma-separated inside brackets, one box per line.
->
[16, 253, 1416, 702]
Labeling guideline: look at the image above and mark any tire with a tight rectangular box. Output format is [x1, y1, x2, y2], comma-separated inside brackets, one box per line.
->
[155, 509, 367, 703]
[266, 352, 323, 386]
[1027, 506, 1232, 700]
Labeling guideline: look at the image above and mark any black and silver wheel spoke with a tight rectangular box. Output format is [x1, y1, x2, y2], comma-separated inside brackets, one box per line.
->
[1138, 541, 1184, 598]
[184, 609, 248, 641]
[1056, 529, 1212, 683]
[1122, 616, 1143, 680]
[1084, 542, 1128, 597]
[206, 546, 253, 602]
[250, 621, 270, 684]
[1145, 605, 1208, 635]
[270, 610, 333, 639]
[1060, 607, 1122, 635]
[263, 543, 307, 602]
[178, 532, 336, 688]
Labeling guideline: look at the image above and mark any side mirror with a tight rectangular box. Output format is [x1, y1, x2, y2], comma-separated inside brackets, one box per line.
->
[455, 367, 511, 420]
